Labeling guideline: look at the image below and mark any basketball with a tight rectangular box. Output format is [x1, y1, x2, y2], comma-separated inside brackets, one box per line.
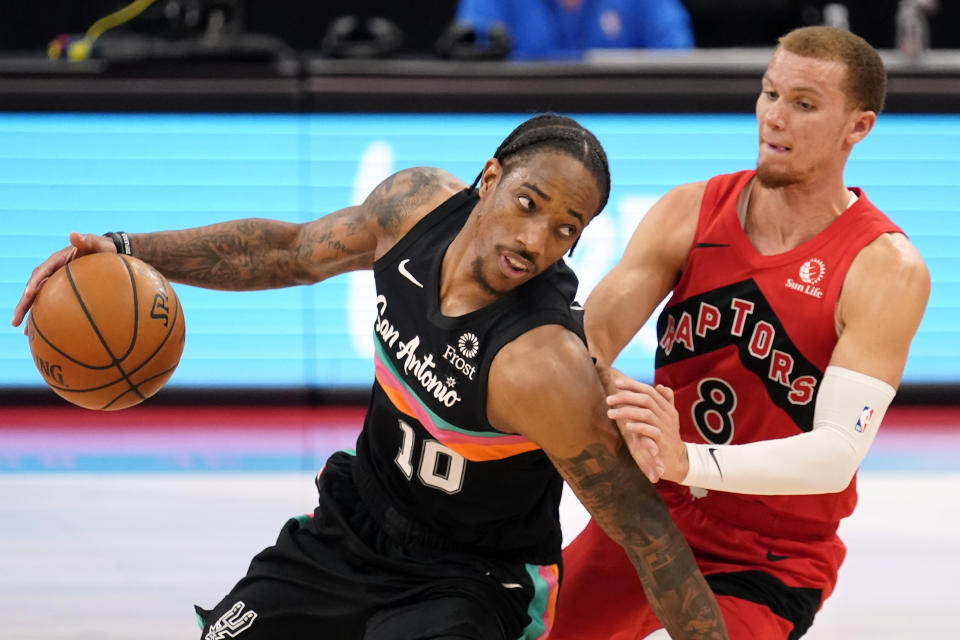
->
[26, 252, 186, 411]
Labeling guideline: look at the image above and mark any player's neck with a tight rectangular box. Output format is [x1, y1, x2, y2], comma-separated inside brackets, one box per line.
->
[438, 231, 500, 317]
[742, 175, 855, 255]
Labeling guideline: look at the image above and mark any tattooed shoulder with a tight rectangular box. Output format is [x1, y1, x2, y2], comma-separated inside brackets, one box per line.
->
[366, 167, 466, 235]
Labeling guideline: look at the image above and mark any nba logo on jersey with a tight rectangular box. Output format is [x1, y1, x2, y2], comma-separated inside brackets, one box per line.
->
[855, 406, 874, 433]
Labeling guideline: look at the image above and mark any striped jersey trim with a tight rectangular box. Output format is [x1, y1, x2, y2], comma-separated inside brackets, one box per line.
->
[373, 339, 540, 461]
[519, 563, 560, 639]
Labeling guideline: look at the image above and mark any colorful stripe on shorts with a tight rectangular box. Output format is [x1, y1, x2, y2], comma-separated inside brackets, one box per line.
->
[519, 563, 560, 640]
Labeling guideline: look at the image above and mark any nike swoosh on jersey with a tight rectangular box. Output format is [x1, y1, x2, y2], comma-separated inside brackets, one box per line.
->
[708, 447, 723, 479]
[694, 242, 730, 248]
[766, 550, 789, 562]
[398, 258, 423, 288]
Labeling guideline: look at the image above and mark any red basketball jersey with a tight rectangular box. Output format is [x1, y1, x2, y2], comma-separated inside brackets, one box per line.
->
[654, 170, 902, 538]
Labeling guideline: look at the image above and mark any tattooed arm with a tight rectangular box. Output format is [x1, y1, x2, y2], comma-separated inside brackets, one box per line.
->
[125, 166, 464, 288]
[487, 325, 728, 640]
[12, 167, 465, 325]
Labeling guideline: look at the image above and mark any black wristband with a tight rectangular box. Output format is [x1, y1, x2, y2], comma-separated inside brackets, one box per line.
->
[103, 231, 132, 255]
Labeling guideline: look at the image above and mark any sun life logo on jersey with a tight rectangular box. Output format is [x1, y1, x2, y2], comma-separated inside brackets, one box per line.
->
[458, 332, 479, 358]
[799, 258, 826, 285]
[785, 258, 826, 299]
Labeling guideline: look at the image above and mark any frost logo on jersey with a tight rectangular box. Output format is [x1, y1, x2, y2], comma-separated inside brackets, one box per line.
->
[785, 258, 826, 299]
[442, 343, 477, 381]
[441, 332, 480, 382]
[458, 332, 479, 358]
[205, 601, 257, 640]
[855, 406, 874, 433]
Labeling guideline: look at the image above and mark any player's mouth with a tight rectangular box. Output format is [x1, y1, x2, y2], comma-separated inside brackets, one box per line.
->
[764, 141, 791, 153]
[500, 251, 534, 278]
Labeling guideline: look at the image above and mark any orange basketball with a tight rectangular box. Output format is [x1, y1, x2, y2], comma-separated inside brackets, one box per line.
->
[26, 252, 186, 410]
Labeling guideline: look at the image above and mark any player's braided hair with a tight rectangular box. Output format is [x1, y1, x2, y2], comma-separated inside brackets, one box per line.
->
[472, 114, 611, 217]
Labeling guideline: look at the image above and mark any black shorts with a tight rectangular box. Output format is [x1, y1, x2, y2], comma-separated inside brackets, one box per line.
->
[196, 451, 559, 640]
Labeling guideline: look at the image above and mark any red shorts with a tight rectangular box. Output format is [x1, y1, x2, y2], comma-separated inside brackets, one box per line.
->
[550, 490, 847, 639]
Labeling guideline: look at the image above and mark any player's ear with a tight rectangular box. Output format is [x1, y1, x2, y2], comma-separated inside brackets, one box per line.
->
[477, 158, 502, 199]
[847, 110, 876, 146]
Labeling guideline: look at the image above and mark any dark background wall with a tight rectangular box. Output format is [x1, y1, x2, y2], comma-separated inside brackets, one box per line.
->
[4, 1, 959, 55]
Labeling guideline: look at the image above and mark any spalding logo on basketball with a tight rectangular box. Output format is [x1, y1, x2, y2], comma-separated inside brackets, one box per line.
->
[26, 253, 186, 411]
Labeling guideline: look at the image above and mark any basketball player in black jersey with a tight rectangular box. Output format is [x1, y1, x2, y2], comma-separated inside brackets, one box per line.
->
[13, 115, 728, 639]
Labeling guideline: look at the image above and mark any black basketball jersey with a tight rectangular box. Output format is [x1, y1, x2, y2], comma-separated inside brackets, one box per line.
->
[351, 188, 585, 566]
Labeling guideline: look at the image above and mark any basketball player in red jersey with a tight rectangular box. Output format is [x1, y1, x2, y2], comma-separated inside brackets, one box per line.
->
[549, 27, 930, 640]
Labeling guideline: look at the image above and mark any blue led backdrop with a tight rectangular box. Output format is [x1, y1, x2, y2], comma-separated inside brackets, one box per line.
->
[1, 113, 955, 388]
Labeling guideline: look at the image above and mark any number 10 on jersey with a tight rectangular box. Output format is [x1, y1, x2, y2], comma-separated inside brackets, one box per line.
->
[395, 420, 466, 494]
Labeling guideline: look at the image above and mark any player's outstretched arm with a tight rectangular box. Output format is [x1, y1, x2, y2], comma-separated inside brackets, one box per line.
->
[583, 181, 704, 368]
[487, 325, 728, 640]
[120, 167, 463, 289]
[11, 167, 465, 327]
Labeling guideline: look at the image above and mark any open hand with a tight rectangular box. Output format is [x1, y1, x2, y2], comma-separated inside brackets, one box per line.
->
[606, 378, 688, 484]
[11, 231, 115, 329]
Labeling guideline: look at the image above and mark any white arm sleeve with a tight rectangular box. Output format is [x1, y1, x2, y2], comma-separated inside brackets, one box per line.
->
[680, 366, 896, 495]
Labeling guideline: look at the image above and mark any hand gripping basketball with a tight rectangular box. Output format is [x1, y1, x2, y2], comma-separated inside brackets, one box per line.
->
[26, 252, 186, 410]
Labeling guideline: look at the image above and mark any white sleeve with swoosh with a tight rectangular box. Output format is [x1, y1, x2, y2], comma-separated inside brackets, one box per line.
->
[680, 366, 896, 495]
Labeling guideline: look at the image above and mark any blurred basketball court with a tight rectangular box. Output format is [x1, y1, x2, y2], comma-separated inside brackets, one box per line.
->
[0, 404, 957, 639]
